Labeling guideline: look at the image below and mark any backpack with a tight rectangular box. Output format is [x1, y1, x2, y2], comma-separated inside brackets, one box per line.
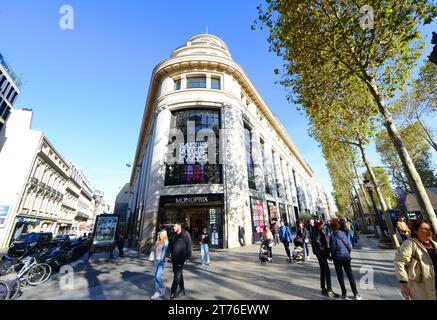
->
[344, 222, 351, 232]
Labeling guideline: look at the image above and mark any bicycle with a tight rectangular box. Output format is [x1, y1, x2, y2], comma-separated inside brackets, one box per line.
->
[2, 254, 52, 287]
[0, 279, 10, 300]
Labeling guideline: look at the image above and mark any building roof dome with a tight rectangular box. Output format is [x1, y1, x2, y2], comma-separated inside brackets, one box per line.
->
[171, 34, 232, 59]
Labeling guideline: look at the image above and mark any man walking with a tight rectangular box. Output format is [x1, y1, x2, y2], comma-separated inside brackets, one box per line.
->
[165, 221, 192, 300]
[279, 220, 293, 262]
[307, 219, 316, 242]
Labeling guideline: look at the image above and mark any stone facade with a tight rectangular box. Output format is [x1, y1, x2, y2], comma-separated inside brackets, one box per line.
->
[0, 108, 107, 248]
[128, 34, 335, 252]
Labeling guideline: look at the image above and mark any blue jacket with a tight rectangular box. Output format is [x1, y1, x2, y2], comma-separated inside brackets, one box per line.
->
[329, 231, 352, 262]
[279, 225, 292, 242]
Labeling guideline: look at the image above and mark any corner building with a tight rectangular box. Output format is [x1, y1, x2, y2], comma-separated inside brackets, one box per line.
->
[129, 34, 334, 252]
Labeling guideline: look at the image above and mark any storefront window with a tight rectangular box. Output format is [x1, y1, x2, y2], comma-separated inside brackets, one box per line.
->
[250, 197, 265, 243]
[267, 201, 278, 223]
[279, 203, 287, 223]
[165, 109, 222, 185]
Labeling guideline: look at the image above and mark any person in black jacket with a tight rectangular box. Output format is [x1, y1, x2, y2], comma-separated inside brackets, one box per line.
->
[200, 227, 210, 266]
[312, 221, 339, 298]
[296, 220, 310, 261]
[329, 220, 361, 300]
[165, 222, 192, 300]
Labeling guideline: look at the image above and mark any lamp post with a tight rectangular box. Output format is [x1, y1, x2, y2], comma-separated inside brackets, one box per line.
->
[354, 192, 369, 234]
[363, 178, 388, 240]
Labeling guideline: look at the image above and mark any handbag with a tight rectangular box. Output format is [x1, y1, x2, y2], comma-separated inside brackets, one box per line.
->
[149, 249, 155, 262]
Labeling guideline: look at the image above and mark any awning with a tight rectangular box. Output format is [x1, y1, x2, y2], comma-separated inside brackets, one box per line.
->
[16, 216, 40, 224]
[406, 187, 437, 212]
[75, 212, 89, 220]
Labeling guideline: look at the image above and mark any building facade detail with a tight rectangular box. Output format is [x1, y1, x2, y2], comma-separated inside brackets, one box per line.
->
[128, 34, 335, 252]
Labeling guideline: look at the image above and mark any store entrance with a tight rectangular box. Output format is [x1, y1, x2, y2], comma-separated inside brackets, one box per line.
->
[180, 207, 206, 246]
[158, 194, 224, 248]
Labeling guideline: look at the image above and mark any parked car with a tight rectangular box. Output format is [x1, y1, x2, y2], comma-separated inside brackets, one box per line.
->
[7, 232, 52, 257]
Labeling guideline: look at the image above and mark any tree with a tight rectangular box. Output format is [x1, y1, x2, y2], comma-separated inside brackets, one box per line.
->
[392, 61, 437, 151]
[376, 122, 437, 191]
[255, 0, 437, 233]
[429, 32, 437, 65]
[301, 71, 396, 243]
[363, 167, 396, 209]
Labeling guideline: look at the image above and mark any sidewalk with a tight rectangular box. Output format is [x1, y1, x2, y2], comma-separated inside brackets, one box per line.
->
[18, 235, 402, 300]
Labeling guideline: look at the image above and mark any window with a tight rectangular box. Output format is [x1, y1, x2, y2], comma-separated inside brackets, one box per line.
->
[244, 126, 256, 190]
[165, 109, 222, 185]
[211, 77, 221, 90]
[261, 140, 271, 194]
[187, 76, 206, 89]
[2, 106, 10, 121]
[174, 79, 181, 90]
[272, 151, 280, 197]
[0, 100, 6, 117]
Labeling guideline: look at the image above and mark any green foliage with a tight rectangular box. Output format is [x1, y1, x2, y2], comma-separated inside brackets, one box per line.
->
[363, 167, 396, 209]
[376, 122, 437, 190]
[299, 211, 316, 221]
[255, 0, 436, 102]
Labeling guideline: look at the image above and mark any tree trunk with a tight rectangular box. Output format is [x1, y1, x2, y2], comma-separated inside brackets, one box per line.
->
[352, 185, 369, 233]
[417, 117, 437, 152]
[351, 161, 370, 234]
[365, 76, 437, 235]
[358, 139, 400, 247]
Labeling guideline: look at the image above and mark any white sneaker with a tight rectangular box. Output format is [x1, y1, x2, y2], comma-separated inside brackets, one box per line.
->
[159, 288, 166, 298]
[150, 291, 160, 300]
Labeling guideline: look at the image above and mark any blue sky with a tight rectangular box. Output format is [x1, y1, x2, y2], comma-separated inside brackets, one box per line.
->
[1, 1, 436, 209]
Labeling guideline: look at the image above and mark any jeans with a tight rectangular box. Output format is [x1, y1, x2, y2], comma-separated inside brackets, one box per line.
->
[171, 263, 185, 295]
[316, 253, 332, 291]
[200, 243, 210, 264]
[117, 243, 124, 257]
[154, 259, 165, 290]
[282, 240, 291, 258]
[347, 232, 355, 248]
[303, 241, 309, 257]
[334, 260, 358, 296]
[274, 234, 280, 245]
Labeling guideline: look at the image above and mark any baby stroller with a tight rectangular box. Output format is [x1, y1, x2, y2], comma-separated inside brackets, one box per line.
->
[292, 237, 305, 263]
[259, 240, 272, 264]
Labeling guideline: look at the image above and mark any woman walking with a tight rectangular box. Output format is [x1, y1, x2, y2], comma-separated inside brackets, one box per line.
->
[150, 230, 169, 300]
[394, 218, 437, 300]
[329, 220, 361, 300]
[312, 221, 339, 298]
[200, 228, 210, 266]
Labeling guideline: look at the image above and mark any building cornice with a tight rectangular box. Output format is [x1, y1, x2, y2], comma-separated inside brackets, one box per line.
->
[130, 54, 314, 185]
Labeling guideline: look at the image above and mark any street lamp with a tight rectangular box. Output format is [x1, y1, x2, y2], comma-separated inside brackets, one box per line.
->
[363, 178, 387, 240]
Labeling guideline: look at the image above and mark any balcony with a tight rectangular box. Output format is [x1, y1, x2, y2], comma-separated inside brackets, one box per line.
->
[0, 52, 22, 87]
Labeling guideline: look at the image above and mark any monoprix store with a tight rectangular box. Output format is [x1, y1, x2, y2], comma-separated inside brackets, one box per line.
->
[158, 194, 224, 248]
